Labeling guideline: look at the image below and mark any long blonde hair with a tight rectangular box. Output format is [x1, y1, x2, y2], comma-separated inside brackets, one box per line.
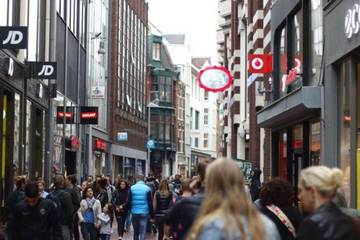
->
[189, 158, 265, 240]
[159, 179, 170, 197]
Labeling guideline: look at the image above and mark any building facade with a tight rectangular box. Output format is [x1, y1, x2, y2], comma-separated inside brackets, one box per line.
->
[147, 27, 178, 178]
[190, 58, 218, 176]
[323, 0, 360, 208]
[109, 0, 148, 179]
[163, 34, 192, 178]
[257, 0, 323, 195]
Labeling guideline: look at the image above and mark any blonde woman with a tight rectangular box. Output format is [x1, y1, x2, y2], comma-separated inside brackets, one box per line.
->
[189, 158, 280, 240]
[297, 166, 359, 240]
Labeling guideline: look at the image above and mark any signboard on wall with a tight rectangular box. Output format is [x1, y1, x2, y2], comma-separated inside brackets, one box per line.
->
[117, 132, 128, 142]
[56, 106, 75, 124]
[0, 26, 28, 49]
[197, 66, 233, 92]
[91, 86, 106, 99]
[79, 106, 98, 124]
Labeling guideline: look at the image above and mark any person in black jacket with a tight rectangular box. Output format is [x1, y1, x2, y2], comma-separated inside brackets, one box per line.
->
[65, 174, 81, 240]
[113, 179, 129, 240]
[259, 178, 302, 240]
[11, 182, 62, 240]
[297, 166, 359, 240]
[96, 177, 109, 208]
[250, 168, 262, 201]
[50, 174, 74, 240]
[5, 175, 26, 240]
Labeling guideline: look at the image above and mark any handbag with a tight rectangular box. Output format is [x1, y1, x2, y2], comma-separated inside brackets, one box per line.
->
[266, 204, 296, 237]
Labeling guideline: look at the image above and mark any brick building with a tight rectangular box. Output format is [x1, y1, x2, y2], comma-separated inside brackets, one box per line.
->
[109, 0, 149, 178]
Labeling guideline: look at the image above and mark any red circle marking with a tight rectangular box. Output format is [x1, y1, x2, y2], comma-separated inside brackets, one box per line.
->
[196, 66, 233, 93]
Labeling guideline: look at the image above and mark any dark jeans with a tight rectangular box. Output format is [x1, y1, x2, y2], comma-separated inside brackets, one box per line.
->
[155, 215, 165, 240]
[99, 234, 111, 240]
[80, 222, 96, 240]
[73, 213, 80, 240]
[132, 214, 149, 240]
[116, 213, 128, 237]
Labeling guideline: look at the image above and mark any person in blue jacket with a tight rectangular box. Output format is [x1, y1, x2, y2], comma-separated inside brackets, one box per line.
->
[127, 175, 154, 240]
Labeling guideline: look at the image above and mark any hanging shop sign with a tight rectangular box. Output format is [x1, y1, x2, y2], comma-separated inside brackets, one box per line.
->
[345, 3, 360, 39]
[117, 132, 128, 142]
[281, 68, 298, 92]
[56, 106, 75, 124]
[91, 86, 106, 99]
[79, 106, 98, 124]
[71, 135, 81, 150]
[28, 62, 57, 79]
[0, 26, 28, 49]
[94, 138, 107, 152]
[249, 54, 273, 73]
[197, 66, 233, 92]
[147, 139, 156, 149]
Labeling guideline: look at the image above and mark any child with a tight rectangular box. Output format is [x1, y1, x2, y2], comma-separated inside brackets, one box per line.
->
[98, 203, 114, 240]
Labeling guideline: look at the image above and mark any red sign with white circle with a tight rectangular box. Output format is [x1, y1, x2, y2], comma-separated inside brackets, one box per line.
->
[249, 54, 273, 73]
[197, 66, 233, 92]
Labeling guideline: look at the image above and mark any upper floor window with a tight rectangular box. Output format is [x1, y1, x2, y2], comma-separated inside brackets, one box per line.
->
[204, 91, 209, 100]
[310, 0, 323, 85]
[204, 108, 209, 125]
[153, 42, 160, 61]
[195, 110, 200, 129]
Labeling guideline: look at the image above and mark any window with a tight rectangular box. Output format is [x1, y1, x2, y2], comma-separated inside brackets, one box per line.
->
[195, 110, 199, 129]
[278, 26, 288, 98]
[203, 133, 209, 148]
[28, 0, 39, 61]
[195, 138, 199, 148]
[190, 108, 193, 129]
[204, 108, 209, 125]
[310, 0, 323, 85]
[0, 0, 8, 25]
[204, 91, 209, 100]
[153, 43, 160, 61]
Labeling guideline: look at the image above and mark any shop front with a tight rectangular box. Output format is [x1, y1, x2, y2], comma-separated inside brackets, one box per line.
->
[257, 0, 323, 196]
[324, 0, 360, 208]
[93, 138, 109, 176]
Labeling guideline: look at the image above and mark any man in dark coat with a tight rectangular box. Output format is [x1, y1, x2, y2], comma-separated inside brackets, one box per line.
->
[11, 182, 62, 240]
[250, 168, 262, 201]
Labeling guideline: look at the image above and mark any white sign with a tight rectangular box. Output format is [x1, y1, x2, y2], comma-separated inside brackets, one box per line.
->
[92, 86, 105, 99]
[117, 132, 128, 142]
[345, 3, 360, 39]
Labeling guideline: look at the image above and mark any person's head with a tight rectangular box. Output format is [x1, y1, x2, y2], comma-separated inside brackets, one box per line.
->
[136, 175, 145, 182]
[83, 186, 94, 199]
[98, 178, 107, 189]
[66, 174, 77, 186]
[175, 174, 181, 181]
[298, 166, 343, 214]
[53, 174, 65, 189]
[87, 175, 94, 183]
[181, 178, 192, 194]
[117, 180, 128, 190]
[251, 168, 262, 179]
[81, 181, 88, 191]
[190, 158, 265, 240]
[159, 179, 170, 196]
[103, 203, 114, 214]
[260, 178, 293, 207]
[15, 175, 26, 190]
[197, 159, 211, 186]
[24, 182, 40, 207]
[37, 179, 46, 193]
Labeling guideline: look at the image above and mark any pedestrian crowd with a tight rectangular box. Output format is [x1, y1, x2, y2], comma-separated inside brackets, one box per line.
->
[1, 159, 360, 240]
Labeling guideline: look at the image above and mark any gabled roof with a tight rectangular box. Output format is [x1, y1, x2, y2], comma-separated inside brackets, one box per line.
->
[163, 34, 185, 44]
[191, 57, 211, 70]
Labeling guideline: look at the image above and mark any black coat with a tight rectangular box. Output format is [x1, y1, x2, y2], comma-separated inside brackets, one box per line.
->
[113, 188, 129, 215]
[11, 198, 62, 240]
[250, 169, 262, 201]
[260, 205, 302, 240]
[298, 202, 358, 240]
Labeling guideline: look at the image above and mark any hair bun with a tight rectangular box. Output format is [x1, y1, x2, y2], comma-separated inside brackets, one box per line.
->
[330, 168, 343, 188]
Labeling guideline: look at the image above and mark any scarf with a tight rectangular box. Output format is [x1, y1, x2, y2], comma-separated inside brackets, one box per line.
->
[86, 197, 96, 209]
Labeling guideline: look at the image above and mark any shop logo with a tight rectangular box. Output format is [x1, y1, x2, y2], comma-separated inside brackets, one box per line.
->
[0, 27, 28, 49]
[248, 54, 273, 74]
[345, 4, 360, 39]
[27, 62, 57, 79]
[38, 65, 54, 77]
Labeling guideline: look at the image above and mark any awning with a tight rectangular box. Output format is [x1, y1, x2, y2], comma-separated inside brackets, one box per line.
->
[257, 86, 321, 128]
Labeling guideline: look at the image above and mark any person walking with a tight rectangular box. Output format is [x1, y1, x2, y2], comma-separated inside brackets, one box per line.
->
[163, 159, 210, 240]
[259, 178, 302, 240]
[297, 166, 360, 240]
[78, 186, 102, 240]
[127, 175, 154, 240]
[10, 182, 62, 240]
[98, 203, 114, 240]
[250, 168, 262, 201]
[48, 174, 74, 240]
[153, 179, 173, 240]
[113, 180, 129, 240]
[96, 178, 109, 209]
[37, 179, 49, 198]
[188, 158, 280, 240]
[65, 174, 82, 240]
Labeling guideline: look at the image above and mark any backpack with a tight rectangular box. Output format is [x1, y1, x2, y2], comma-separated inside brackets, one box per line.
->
[47, 190, 65, 224]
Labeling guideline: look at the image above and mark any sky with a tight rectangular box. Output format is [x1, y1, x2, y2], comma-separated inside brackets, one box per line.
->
[147, 0, 218, 63]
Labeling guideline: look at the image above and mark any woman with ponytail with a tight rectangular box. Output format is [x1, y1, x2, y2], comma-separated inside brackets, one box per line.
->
[188, 158, 280, 240]
[297, 166, 359, 240]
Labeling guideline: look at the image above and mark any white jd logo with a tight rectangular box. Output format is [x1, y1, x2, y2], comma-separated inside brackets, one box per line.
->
[345, 4, 360, 39]
[38, 65, 54, 76]
[2, 31, 23, 45]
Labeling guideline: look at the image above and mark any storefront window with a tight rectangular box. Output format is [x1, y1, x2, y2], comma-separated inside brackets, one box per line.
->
[13, 93, 20, 175]
[310, 120, 321, 165]
[53, 93, 64, 168]
[279, 27, 287, 98]
[279, 130, 287, 179]
[310, 0, 323, 86]
[339, 60, 351, 206]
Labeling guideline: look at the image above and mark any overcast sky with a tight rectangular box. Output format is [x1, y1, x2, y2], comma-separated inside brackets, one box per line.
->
[147, 0, 218, 63]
